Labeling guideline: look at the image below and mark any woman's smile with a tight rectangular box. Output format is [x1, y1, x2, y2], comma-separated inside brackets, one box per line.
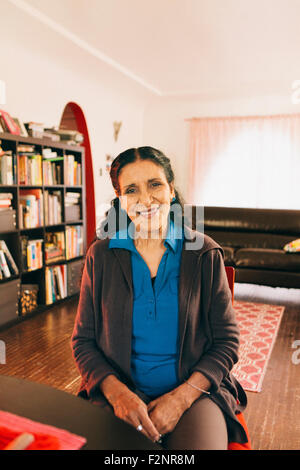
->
[137, 205, 160, 218]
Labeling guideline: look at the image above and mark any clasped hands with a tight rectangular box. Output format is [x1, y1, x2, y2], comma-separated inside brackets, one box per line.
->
[111, 387, 189, 443]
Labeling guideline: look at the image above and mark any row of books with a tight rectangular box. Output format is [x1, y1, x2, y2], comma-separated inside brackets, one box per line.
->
[10, 189, 82, 229]
[21, 236, 43, 272]
[0, 143, 82, 187]
[65, 225, 84, 260]
[0, 239, 19, 279]
[43, 159, 62, 185]
[45, 264, 67, 305]
[19, 189, 44, 229]
[1, 225, 83, 277]
[19, 154, 43, 186]
[64, 154, 82, 186]
[44, 189, 62, 225]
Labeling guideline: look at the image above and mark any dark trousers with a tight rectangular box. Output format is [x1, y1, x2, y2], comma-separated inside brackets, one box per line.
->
[91, 388, 228, 450]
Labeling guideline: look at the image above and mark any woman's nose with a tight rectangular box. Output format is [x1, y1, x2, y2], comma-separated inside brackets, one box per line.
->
[138, 189, 153, 206]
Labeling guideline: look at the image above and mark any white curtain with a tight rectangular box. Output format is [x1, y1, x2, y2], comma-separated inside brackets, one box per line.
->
[187, 114, 300, 209]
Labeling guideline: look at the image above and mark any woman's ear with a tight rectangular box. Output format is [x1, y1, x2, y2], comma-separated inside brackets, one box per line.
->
[170, 183, 175, 201]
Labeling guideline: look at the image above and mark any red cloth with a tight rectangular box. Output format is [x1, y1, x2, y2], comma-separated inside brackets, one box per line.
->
[0, 426, 61, 450]
[228, 413, 251, 450]
[0, 410, 86, 450]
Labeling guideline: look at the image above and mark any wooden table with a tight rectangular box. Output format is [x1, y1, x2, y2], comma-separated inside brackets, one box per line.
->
[0, 374, 161, 450]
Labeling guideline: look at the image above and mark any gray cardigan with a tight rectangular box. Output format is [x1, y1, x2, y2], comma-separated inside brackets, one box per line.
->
[71, 226, 248, 444]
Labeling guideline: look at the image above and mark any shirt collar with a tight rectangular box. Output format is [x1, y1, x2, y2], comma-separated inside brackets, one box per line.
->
[108, 219, 183, 254]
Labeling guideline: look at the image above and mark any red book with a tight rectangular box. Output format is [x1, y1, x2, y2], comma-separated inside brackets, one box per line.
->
[0, 109, 20, 135]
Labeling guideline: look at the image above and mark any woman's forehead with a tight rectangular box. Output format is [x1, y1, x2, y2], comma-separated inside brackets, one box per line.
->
[119, 160, 166, 184]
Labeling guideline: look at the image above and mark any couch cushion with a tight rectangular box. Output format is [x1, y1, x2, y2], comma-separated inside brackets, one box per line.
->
[205, 230, 295, 250]
[235, 248, 300, 272]
[198, 206, 300, 234]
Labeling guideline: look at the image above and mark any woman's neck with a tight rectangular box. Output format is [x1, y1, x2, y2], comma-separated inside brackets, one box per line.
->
[133, 223, 168, 251]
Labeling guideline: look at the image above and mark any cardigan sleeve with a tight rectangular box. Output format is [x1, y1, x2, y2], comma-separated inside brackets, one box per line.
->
[190, 248, 239, 392]
[71, 246, 121, 397]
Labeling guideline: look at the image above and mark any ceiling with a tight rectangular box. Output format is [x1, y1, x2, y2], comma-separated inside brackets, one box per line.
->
[10, 0, 300, 97]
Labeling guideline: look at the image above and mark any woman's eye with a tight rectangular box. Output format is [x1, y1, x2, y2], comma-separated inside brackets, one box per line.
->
[151, 182, 161, 187]
[125, 188, 136, 194]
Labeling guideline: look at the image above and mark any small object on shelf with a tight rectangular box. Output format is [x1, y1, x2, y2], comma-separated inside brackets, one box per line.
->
[45, 231, 65, 264]
[12, 118, 28, 137]
[0, 208, 16, 231]
[24, 122, 44, 138]
[0, 109, 21, 135]
[44, 127, 84, 145]
[19, 284, 39, 315]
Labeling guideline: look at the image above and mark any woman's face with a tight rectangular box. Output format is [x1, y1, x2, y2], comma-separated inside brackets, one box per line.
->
[117, 159, 175, 237]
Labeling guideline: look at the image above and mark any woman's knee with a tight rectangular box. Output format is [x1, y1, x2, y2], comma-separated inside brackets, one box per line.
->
[163, 397, 228, 450]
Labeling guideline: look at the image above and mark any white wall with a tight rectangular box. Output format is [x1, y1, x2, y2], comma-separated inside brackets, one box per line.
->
[143, 91, 300, 204]
[0, 1, 153, 227]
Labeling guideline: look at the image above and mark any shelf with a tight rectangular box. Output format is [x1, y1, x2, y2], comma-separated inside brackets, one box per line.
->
[45, 259, 66, 266]
[0, 132, 86, 328]
[0, 274, 20, 284]
[0, 131, 84, 152]
[66, 255, 84, 263]
[0, 229, 18, 235]
[21, 267, 43, 275]
[44, 185, 64, 189]
[19, 185, 43, 189]
[20, 226, 44, 232]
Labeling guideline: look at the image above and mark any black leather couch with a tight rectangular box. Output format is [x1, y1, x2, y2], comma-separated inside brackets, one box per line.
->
[190, 206, 300, 288]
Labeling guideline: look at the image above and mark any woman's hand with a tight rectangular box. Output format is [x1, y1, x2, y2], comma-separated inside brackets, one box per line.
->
[100, 375, 160, 442]
[112, 388, 161, 442]
[147, 390, 188, 436]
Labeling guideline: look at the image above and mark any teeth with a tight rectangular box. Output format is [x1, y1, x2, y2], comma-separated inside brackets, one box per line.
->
[139, 207, 158, 216]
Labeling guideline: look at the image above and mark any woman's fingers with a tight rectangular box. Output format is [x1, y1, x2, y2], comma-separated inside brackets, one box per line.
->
[139, 411, 161, 442]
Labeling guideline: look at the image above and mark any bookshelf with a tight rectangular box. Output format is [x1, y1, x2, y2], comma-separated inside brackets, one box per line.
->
[0, 131, 86, 329]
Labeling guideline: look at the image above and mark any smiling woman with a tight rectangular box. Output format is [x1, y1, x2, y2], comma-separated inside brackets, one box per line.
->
[71, 146, 250, 450]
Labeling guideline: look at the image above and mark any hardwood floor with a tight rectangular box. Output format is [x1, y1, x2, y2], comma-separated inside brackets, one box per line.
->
[0, 294, 299, 450]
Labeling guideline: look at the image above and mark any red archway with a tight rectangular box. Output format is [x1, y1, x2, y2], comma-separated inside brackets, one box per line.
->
[60, 102, 96, 248]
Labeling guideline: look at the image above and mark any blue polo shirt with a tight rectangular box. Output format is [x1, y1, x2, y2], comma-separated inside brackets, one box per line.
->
[109, 220, 184, 398]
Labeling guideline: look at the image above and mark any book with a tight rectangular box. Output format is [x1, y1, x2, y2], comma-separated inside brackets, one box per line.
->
[0, 249, 11, 277]
[0, 152, 14, 185]
[0, 240, 18, 275]
[0, 110, 20, 135]
[13, 118, 28, 137]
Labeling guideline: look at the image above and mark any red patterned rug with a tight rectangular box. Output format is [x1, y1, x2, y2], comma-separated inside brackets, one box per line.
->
[232, 300, 285, 392]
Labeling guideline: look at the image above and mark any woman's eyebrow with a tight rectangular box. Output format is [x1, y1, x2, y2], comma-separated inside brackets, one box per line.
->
[123, 178, 162, 190]
[123, 183, 137, 190]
